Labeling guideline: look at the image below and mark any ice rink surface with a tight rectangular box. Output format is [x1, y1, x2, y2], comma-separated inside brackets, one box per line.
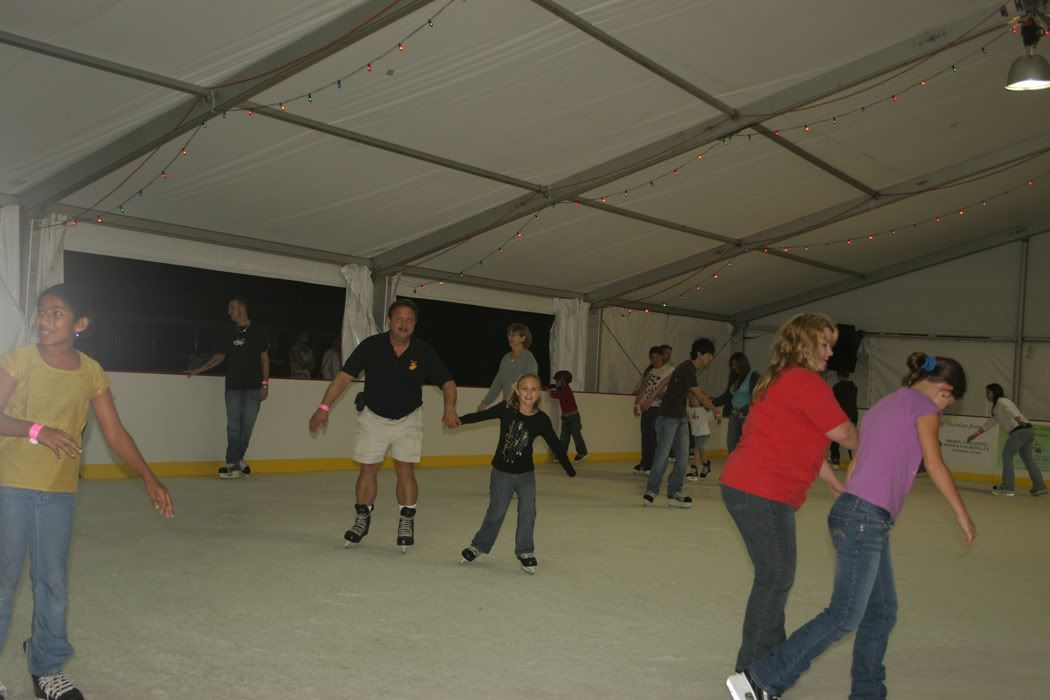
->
[1, 461, 1046, 699]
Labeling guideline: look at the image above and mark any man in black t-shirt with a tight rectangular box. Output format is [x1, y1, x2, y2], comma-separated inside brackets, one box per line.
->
[638, 337, 717, 507]
[309, 299, 459, 552]
[187, 297, 270, 479]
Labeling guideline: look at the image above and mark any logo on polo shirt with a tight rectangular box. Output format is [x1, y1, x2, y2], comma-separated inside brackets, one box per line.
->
[408, 360, 418, 371]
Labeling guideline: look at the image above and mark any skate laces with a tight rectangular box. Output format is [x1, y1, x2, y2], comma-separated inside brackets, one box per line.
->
[350, 511, 370, 536]
[39, 673, 75, 696]
[398, 514, 414, 538]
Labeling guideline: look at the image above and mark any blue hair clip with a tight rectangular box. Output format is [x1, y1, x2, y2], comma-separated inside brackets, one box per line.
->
[922, 355, 937, 373]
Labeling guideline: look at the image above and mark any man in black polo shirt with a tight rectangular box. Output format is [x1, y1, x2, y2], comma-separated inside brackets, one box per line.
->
[187, 296, 270, 479]
[309, 299, 459, 552]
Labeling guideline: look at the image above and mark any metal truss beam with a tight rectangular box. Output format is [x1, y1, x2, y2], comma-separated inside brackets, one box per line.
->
[530, 0, 880, 196]
[372, 6, 1003, 273]
[578, 199, 864, 278]
[250, 104, 543, 192]
[586, 132, 1050, 303]
[48, 204, 370, 266]
[17, 0, 439, 210]
[0, 30, 207, 96]
[732, 223, 1048, 323]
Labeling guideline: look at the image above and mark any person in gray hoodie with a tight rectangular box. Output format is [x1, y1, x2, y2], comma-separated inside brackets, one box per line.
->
[477, 323, 539, 411]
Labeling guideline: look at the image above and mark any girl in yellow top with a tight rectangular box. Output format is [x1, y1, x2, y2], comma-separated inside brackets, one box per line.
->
[0, 284, 174, 700]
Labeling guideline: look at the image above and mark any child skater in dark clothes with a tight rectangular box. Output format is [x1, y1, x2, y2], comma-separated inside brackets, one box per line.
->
[457, 374, 576, 574]
[550, 369, 588, 463]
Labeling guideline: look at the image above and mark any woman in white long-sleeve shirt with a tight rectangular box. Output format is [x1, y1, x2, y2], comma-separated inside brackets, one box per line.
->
[966, 383, 1048, 496]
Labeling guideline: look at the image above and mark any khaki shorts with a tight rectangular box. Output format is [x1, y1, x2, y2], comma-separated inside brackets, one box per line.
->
[353, 407, 424, 465]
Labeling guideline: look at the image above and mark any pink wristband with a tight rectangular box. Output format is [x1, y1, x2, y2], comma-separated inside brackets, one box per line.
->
[318, 403, 330, 413]
[28, 423, 44, 445]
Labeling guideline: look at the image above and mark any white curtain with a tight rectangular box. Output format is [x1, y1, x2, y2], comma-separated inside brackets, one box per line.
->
[11, 213, 66, 345]
[550, 298, 590, 386]
[0, 206, 25, 354]
[340, 264, 380, 361]
[374, 273, 400, 332]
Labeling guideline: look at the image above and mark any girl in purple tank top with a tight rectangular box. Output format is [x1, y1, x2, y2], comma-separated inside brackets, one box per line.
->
[727, 353, 977, 700]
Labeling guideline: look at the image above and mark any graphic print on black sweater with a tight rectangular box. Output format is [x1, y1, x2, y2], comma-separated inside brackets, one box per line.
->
[458, 404, 576, 476]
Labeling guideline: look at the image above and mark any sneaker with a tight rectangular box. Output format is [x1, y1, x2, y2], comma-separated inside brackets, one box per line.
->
[633, 464, 651, 476]
[218, 463, 241, 479]
[344, 504, 373, 546]
[642, 491, 656, 506]
[1030, 487, 1048, 497]
[460, 546, 481, 564]
[726, 670, 778, 700]
[518, 553, 538, 574]
[32, 673, 84, 700]
[397, 506, 416, 552]
[574, 453, 589, 464]
[668, 493, 693, 509]
[991, 485, 1016, 496]
[700, 461, 712, 479]
[687, 465, 700, 481]
[24, 641, 83, 700]
[238, 459, 252, 476]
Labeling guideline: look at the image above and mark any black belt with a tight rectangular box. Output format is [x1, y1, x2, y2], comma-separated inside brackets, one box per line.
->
[1011, 423, 1033, 433]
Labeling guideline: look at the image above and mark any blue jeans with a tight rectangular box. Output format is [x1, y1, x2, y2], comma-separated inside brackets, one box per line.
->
[645, 416, 690, 497]
[751, 493, 897, 700]
[1001, 427, 1047, 492]
[727, 413, 745, 453]
[721, 484, 797, 672]
[225, 389, 262, 464]
[559, 412, 588, 457]
[0, 487, 76, 676]
[471, 470, 537, 556]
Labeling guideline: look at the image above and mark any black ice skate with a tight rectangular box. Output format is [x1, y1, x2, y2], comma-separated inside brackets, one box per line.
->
[397, 506, 416, 553]
[344, 504, 373, 547]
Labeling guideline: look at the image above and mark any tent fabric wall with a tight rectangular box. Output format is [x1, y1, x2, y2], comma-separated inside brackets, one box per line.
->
[0, 206, 25, 354]
[550, 298, 589, 387]
[598, 308, 732, 396]
[755, 242, 1023, 337]
[397, 274, 557, 315]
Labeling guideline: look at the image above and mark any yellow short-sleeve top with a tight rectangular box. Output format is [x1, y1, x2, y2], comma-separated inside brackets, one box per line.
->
[0, 345, 110, 493]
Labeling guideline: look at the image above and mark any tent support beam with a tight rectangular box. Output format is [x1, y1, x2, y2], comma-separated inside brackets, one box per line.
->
[48, 204, 371, 266]
[586, 132, 1050, 304]
[372, 5, 1004, 274]
[0, 30, 208, 96]
[530, 0, 876, 197]
[250, 105, 543, 192]
[577, 199, 864, 278]
[16, 0, 440, 211]
[730, 224, 1050, 323]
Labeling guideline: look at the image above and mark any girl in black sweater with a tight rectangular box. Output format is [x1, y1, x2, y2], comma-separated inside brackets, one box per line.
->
[456, 373, 576, 573]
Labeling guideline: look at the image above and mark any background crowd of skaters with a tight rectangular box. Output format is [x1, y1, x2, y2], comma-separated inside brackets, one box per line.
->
[0, 287, 1044, 700]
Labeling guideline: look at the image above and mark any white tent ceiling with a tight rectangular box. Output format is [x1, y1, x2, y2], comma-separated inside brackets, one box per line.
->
[2, 0, 1048, 323]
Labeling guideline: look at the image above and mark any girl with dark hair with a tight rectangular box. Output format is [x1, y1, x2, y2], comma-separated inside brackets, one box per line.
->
[967, 382, 1047, 496]
[712, 352, 760, 453]
[0, 284, 174, 700]
[728, 352, 976, 700]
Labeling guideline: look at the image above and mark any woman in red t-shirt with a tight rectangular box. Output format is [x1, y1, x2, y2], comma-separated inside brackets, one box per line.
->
[719, 312, 858, 675]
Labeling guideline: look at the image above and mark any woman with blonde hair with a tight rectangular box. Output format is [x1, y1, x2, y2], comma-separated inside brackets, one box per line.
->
[719, 312, 858, 675]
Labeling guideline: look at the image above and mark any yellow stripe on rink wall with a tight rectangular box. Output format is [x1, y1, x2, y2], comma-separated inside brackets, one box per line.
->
[81, 451, 738, 479]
